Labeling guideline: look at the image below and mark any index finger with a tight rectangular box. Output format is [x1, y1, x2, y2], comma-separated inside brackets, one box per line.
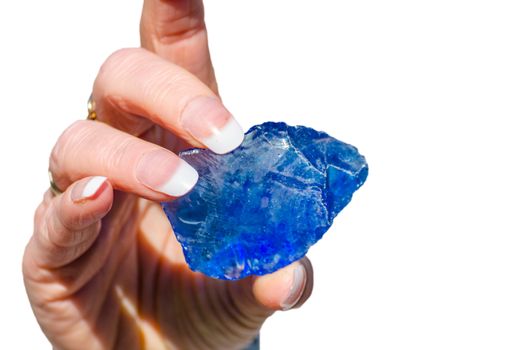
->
[140, 0, 217, 91]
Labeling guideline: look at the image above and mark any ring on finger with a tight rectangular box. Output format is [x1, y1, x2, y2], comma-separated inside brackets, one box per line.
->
[48, 170, 63, 196]
[87, 94, 97, 121]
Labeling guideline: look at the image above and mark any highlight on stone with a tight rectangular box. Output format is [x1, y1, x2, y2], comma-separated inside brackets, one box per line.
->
[162, 122, 368, 280]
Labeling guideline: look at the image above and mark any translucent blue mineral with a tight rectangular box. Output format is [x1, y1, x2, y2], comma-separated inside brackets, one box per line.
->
[162, 122, 368, 280]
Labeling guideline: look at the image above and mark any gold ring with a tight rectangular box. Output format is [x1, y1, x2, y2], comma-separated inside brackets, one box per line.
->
[48, 170, 63, 196]
[87, 94, 97, 120]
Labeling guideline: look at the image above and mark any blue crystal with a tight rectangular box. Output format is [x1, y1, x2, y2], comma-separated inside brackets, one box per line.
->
[162, 122, 368, 280]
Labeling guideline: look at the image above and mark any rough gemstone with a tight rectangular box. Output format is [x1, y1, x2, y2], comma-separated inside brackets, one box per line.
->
[162, 122, 368, 280]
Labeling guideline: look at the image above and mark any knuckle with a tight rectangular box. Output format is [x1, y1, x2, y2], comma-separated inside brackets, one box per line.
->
[50, 120, 91, 174]
[145, 68, 179, 108]
[55, 120, 94, 155]
[34, 201, 48, 226]
[44, 201, 89, 248]
[100, 135, 138, 175]
[107, 47, 146, 64]
[22, 241, 35, 279]
[37, 206, 55, 250]
[33, 201, 51, 242]
[62, 210, 84, 233]
[96, 48, 149, 89]
[96, 47, 183, 109]
[44, 209, 61, 245]
[30, 197, 104, 268]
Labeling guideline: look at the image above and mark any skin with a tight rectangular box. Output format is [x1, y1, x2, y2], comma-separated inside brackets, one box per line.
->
[23, 1, 314, 349]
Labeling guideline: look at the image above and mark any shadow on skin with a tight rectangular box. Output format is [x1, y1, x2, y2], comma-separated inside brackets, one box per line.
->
[61, 191, 269, 349]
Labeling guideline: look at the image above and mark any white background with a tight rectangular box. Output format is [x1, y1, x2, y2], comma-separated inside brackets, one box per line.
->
[1, 0, 527, 349]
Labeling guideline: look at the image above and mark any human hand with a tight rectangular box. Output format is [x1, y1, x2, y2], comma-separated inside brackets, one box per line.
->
[23, 1, 313, 349]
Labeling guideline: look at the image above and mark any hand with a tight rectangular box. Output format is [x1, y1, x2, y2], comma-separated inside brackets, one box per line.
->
[23, 1, 314, 349]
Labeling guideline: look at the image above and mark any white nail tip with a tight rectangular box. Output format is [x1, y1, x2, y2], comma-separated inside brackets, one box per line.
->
[157, 162, 199, 197]
[82, 176, 107, 198]
[203, 118, 245, 155]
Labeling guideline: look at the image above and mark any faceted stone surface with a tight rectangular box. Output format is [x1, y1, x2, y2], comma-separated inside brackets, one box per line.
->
[162, 122, 368, 280]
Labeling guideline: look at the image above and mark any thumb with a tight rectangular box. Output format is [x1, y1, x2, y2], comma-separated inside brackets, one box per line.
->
[203, 258, 314, 348]
[225, 258, 314, 324]
[253, 258, 314, 311]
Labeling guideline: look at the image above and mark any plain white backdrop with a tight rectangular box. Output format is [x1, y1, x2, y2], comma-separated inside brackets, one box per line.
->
[1, 0, 527, 348]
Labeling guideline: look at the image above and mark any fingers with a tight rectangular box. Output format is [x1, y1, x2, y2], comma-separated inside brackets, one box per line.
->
[50, 120, 199, 200]
[28, 176, 113, 268]
[140, 0, 217, 90]
[253, 257, 314, 311]
[93, 48, 243, 155]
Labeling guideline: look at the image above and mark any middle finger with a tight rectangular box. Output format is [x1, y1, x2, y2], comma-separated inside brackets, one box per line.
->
[50, 120, 199, 200]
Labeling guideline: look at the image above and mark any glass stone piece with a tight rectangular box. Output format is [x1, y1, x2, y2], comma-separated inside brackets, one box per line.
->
[162, 122, 368, 280]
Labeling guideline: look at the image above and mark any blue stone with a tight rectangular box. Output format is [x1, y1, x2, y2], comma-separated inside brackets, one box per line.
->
[162, 122, 368, 280]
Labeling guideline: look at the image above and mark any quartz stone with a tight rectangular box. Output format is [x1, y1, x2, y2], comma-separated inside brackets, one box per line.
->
[162, 122, 368, 280]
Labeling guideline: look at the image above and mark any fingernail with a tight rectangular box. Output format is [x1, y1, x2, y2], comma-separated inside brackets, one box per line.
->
[71, 176, 107, 203]
[136, 149, 198, 197]
[280, 264, 307, 310]
[181, 96, 244, 154]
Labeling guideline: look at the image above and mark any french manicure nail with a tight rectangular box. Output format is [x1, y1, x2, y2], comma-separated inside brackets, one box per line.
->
[181, 96, 244, 154]
[71, 176, 107, 203]
[280, 264, 307, 310]
[136, 149, 198, 197]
